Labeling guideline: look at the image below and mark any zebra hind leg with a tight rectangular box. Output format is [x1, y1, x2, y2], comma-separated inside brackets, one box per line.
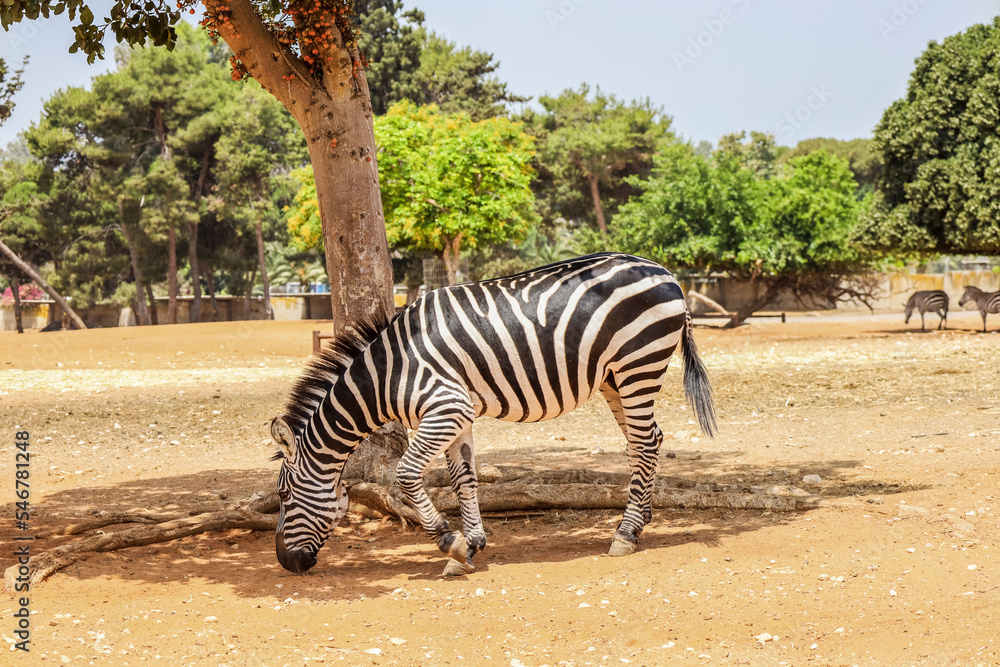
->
[444, 430, 487, 564]
[601, 376, 664, 557]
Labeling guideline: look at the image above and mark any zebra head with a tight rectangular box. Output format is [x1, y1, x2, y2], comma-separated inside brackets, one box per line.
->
[903, 297, 915, 324]
[270, 416, 349, 574]
[958, 286, 975, 307]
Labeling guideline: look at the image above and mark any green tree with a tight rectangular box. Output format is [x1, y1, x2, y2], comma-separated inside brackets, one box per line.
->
[0, 56, 27, 126]
[607, 146, 878, 326]
[288, 102, 537, 285]
[354, 0, 425, 116]
[213, 82, 308, 318]
[528, 85, 674, 235]
[412, 33, 528, 121]
[861, 17, 1000, 255]
[778, 137, 882, 191]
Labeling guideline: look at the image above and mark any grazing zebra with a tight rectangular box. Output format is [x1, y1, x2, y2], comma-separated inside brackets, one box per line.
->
[270, 252, 716, 575]
[903, 290, 949, 330]
[959, 286, 1000, 332]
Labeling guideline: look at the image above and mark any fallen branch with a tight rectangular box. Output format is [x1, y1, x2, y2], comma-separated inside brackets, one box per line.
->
[423, 482, 820, 513]
[5, 509, 277, 591]
[688, 291, 730, 317]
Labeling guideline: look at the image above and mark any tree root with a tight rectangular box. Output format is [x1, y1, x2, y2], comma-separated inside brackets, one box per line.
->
[7, 468, 819, 590]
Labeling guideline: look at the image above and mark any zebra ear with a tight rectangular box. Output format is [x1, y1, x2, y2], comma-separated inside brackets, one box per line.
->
[271, 416, 297, 460]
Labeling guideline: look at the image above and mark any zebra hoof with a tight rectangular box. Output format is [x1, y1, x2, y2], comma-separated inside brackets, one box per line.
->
[445, 532, 469, 563]
[608, 537, 636, 557]
[442, 557, 474, 577]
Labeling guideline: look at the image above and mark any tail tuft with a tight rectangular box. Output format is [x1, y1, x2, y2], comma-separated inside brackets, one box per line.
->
[681, 312, 717, 438]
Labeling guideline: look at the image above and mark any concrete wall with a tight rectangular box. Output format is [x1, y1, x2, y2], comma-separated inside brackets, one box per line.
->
[4, 272, 999, 329]
[1, 294, 335, 330]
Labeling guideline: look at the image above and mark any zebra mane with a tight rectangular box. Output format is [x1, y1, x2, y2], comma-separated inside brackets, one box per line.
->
[281, 316, 391, 438]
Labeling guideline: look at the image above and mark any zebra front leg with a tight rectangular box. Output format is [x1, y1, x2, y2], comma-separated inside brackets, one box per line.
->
[395, 409, 476, 575]
[445, 430, 487, 561]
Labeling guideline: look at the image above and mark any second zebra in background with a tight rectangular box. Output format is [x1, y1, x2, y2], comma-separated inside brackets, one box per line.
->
[959, 286, 1000, 333]
[903, 290, 949, 330]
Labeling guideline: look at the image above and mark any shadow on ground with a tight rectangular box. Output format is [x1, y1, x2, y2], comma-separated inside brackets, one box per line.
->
[4, 455, 930, 602]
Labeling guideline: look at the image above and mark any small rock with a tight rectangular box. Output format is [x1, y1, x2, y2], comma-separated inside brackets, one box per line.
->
[890, 589, 897, 597]
[551, 435, 566, 441]
[590, 446, 605, 456]
[169, 440, 180, 446]
[756, 633, 773, 643]
[968, 564, 977, 571]
[389, 637, 406, 645]
[204, 616, 218, 623]
[364, 648, 382, 655]
[802, 474, 822, 484]
[818, 574, 829, 581]
[475, 588, 486, 596]
[579, 603, 590, 608]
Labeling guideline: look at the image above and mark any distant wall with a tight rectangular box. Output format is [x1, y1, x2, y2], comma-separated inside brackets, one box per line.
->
[681, 270, 1000, 315]
[1, 294, 335, 331]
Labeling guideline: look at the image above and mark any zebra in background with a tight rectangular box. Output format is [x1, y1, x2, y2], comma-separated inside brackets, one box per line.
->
[270, 253, 716, 575]
[903, 290, 949, 330]
[959, 286, 1000, 332]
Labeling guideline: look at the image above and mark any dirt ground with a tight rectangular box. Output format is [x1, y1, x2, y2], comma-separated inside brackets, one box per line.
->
[2, 311, 999, 666]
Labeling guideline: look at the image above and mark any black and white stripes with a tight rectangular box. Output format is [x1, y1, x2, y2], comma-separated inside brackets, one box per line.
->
[903, 290, 949, 330]
[270, 253, 716, 574]
[959, 286, 1000, 333]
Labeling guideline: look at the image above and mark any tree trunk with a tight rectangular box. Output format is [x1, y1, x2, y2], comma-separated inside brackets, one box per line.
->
[587, 173, 608, 236]
[187, 220, 201, 324]
[189, 148, 211, 325]
[118, 202, 151, 326]
[255, 218, 273, 320]
[441, 233, 463, 286]
[166, 221, 178, 324]
[10, 274, 24, 334]
[206, 265, 218, 322]
[0, 237, 87, 330]
[205, 0, 412, 470]
[243, 269, 254, 320]
[144, 283, 159, 326]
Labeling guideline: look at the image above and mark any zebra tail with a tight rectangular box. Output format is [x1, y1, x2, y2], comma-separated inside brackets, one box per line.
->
[681, 312, 717, 438]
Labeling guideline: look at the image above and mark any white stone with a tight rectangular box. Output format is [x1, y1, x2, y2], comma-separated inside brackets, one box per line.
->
[802, 474, 822, 484]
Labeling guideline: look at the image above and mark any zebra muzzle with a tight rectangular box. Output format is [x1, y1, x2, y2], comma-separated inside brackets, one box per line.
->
[276, 531, 318, 574]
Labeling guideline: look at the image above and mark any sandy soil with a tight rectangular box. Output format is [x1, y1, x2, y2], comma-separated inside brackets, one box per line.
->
[2, 311, 999, 666]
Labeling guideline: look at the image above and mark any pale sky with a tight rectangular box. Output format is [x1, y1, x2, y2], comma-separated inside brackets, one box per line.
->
[1, 0, 998, 149]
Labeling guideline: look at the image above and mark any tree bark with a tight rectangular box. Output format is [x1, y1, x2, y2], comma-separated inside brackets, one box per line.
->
[187, 220, 201, 323]
[0, 237, 87, 330]
[587, 173, 608, 236]
[166, 221, 178, 324]
[206, 265, 219, 321]
[144, 283, 159, 325]
[243, 269, 255, 320]
[118, 200, 151, 326]
[441, 233, 463, 286]
[189, 148, 212, 324]
[255, 218, 273, 320]
[10, 274, 23, 334]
